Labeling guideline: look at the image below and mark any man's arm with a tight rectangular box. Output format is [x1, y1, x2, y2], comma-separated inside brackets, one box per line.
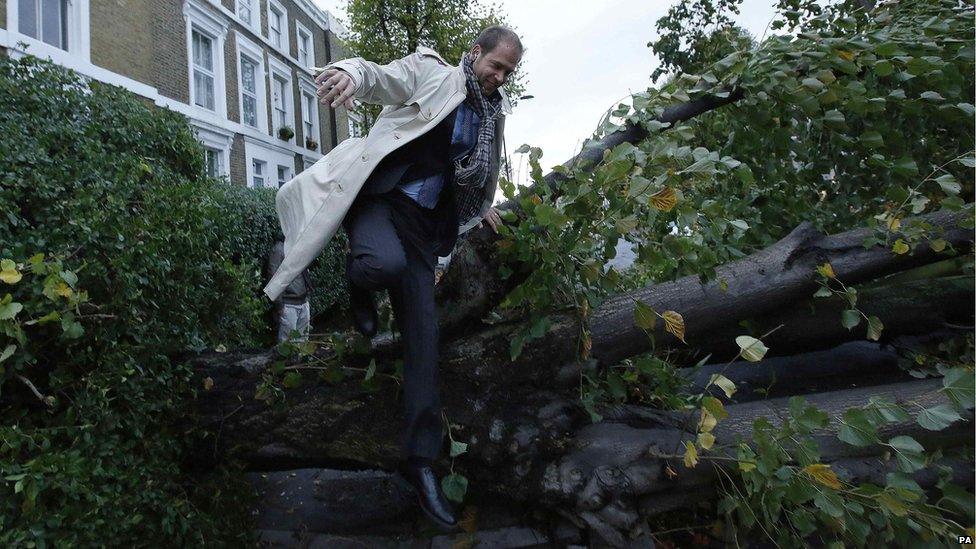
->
[314, 53, 428, 107]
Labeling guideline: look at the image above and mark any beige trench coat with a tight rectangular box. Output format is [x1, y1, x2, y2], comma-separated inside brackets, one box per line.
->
[263, 47, 512, 301]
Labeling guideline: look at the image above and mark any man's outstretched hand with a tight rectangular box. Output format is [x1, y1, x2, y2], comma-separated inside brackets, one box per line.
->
[478, 207, 503, 233]
[315, 68, 356, 109]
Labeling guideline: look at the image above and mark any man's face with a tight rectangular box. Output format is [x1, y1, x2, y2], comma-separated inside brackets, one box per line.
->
[469, 41, 521, 96]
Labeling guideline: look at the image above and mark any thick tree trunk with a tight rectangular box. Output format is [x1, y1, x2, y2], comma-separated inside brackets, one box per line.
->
[190, 212, 971, 471]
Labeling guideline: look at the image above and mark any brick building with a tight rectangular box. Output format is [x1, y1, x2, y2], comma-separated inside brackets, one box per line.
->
[0, 0, 363, 188]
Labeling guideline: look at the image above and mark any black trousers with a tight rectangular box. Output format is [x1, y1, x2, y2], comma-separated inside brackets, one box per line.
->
[344, 190, 443, 461]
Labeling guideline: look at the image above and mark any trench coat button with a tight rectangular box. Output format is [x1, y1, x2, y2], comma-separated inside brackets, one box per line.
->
[361, 153, 368, 161]
[393, 132, 401, 140]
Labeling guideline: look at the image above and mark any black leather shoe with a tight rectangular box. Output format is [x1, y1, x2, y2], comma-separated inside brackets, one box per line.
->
[397, 461, 458, 530]
[348, 282, 377, 338]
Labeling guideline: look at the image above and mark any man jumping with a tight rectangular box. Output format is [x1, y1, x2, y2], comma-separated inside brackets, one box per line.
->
[264, 26, 522, 529]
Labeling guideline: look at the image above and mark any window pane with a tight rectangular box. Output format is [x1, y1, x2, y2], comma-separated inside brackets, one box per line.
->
[241, 58, 256, 93]
[243, 96, 257, 127]
[271, 29, 281, 48]
[205, 149, 220, 177]
[194, 72, 215, 110]
[41, 0, 66, 49]
[193, 31, 213, 72]
[238, 0, 252, 24]
[19, 0, 39, 38]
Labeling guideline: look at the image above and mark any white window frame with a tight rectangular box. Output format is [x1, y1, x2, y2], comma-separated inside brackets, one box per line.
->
[266, 0, 289, 54]
[268, 57, 294, 139]
[276, 164, 293, 188]
[235, 0, 259, 33]
[295, 20, 314, 68]
[298, 79, 320, 149]
[235, 32, 269, 134]
[251, 158, 268, 188]
[192, 123, 232, 179]
[5, 0, 91, 62]
[245, 140, 296, 189]
[184, 0, 229, 119]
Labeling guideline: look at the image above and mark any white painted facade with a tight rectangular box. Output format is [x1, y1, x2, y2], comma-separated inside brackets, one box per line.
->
[1, 0, 339, 187]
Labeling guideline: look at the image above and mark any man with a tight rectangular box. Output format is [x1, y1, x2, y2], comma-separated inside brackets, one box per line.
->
[264, 26, 521, 530]
[265, 236, 312, 343]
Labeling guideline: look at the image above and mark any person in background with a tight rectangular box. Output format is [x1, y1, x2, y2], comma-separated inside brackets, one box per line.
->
[266, 236, 312, 343]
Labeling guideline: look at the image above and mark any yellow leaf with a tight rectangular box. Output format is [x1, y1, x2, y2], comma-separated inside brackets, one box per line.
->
[735, 335, 769, 362]
[929, 239, 947, 252]
[738, 461, 756, 473]
[886, 217, 901, 231]
[892, 239, 910, 255]
[0, 269, 22, 284]
[816, 262, 836, 279]
[202, 377, 214, 391]
[699, 408, 717, 433]
[529, 194, 542, 205]
[803, 463, 842, 490]
[55, 281, 73, 298]
[718, 278, 729, 293]
[581, 331, 592, 360]
[697, 432, 716, 450]
[709, 374, 737, 398]
[837, 50, 855, 61]
[683, 441, 699, 468]
[649, 186, 678, 212]
[662, 310, 685, 343]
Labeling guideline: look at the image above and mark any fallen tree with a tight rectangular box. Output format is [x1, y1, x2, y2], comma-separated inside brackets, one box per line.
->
[188, 0, 975, 544]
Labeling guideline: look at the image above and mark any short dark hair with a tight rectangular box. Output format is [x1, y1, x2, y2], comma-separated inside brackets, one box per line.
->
[474, 25, 523, 56]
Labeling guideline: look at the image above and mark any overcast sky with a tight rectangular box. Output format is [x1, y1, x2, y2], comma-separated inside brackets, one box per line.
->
[312, 0, 778, 188]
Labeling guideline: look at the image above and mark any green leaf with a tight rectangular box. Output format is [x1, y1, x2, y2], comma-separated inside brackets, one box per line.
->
[858, 131, 884, 149]
[892, 157, 918, 177]
[823, 109, 846, 127]
[841, 310, 861, 330]
[838, 408, 879, 447]
[282, 371, 302, 389]
[441, 473, 468, 503]
[450, 440, 468, 458]
[942, 368, 975, 409]
[59, 270, 78, 287]
[801, 77, 825, 91]
[607, 373, 627, 400]
[866, 316, 884, 341]
[634, 301, 656, 330]
[888, 436, 926, 473]
[615, 215, 639, 234]
[735, 335, 768, 362]
[891, 239, 910, 255]
[916, 404, 962, 431]
[729, 219, 749, 231]
[0, 344, 15, 363]
[934, 173, 960, 195]
[702, 396, 729, 420]
[814, 286, 832, 298]
[0, 300, 22, 320]
[364, 358, 376, 381]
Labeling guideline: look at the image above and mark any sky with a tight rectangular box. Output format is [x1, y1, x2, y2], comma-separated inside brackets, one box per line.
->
[312, 0, 779, 187]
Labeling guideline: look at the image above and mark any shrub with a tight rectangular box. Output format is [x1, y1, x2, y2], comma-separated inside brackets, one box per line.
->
[0, 53, 356, 545]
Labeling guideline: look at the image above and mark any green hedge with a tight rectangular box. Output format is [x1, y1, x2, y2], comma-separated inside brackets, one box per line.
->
[0, 53, 343, 545]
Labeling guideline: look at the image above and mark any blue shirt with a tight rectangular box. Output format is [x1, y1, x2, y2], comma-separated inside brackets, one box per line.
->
[398, 101, 481, 209]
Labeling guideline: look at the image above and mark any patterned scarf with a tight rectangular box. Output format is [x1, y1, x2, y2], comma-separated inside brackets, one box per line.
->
[454, 53, 502, 188]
